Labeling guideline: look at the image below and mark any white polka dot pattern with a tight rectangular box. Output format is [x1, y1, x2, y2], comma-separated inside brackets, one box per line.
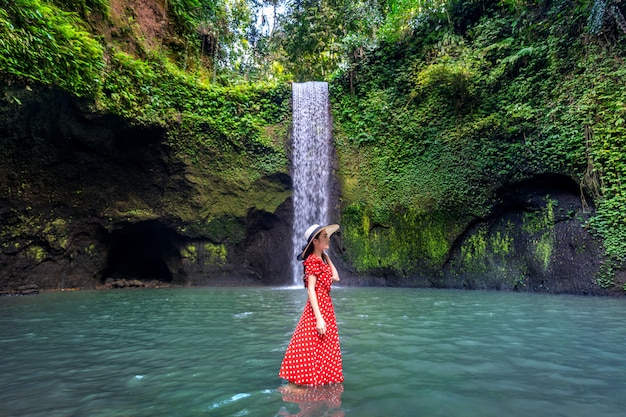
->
[279, 254, 343, 386]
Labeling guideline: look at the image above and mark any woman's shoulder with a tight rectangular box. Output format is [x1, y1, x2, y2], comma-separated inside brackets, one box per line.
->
[303, 253, 324, 266]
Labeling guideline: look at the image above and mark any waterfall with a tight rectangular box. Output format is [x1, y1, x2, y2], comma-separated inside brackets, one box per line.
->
[291, 82, 333, 285]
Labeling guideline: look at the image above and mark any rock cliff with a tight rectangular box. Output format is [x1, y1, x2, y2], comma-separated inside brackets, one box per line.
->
[0, 84, 293, 290]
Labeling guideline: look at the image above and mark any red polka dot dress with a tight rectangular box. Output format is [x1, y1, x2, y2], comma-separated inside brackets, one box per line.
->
[279, 254, 343, 386]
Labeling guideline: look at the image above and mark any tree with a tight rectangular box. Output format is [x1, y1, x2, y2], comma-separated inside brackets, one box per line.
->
[588, 0, 626, 34]
[269, 0, 383, 81]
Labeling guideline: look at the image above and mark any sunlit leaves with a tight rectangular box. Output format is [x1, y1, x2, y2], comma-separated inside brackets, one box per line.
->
[378, 0, 448, 41]
[0, 0, 104, 96]
[332, 0, 626, 274]
[269, 0, 384, 81]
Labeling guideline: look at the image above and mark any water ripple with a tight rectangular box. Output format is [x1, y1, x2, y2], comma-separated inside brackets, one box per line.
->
[1, 288, 626, 416]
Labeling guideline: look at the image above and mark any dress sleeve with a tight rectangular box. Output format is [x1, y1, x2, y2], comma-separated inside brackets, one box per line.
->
[303, 255, 322, 280]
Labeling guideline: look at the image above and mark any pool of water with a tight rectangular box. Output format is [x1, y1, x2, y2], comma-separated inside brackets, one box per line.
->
[1, 287, 625, 417]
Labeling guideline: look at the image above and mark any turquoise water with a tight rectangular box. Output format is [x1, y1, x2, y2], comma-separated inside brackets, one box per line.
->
[1, 287, 625, 417]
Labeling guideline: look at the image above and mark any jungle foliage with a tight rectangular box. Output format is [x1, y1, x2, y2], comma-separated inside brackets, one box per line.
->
[327, 0, 626, 275]
[0, 0, 104, 95]
[0, 0, 292, 206]
[1, 0, 625, 279]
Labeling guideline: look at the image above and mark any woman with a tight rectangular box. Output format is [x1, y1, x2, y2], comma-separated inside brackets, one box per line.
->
[279, 223, 344, 387]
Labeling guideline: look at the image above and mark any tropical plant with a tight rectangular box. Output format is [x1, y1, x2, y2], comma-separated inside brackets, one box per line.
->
[0, 0, 104, 96]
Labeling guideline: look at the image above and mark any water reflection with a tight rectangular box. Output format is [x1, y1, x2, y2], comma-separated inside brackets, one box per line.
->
[276, 384, 344, 417]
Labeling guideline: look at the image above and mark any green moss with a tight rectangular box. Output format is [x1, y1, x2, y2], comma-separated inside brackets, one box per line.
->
[24, 245, 47, 263]
[342, 204, 459, 275]
[450, 218, 534, 289]
[181, 242, 227, 266]
[492, 225, 514, 256]
[203, 243, 227, 266]
[522, 198, 556, 272]
[534, 234, 553, 272]
[116, 208, 158, 221]
[456, 225, 514, 276]
[180, 216, 245, 243]
[85, 244, 96, 256]
[43, 218, 69, 250]
[181, 244, 198, 263]
[1, 213, 69, 255]
[460, 227, 488, 273]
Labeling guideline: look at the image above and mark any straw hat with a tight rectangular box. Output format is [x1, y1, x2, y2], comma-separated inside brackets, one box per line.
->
[297, 223, 340, 261]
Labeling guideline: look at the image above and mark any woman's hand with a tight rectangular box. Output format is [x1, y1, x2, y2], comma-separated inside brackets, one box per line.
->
[316, 317, 327, 336]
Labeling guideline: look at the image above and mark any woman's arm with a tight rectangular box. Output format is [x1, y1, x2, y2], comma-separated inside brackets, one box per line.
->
[306, 275, 326, 335]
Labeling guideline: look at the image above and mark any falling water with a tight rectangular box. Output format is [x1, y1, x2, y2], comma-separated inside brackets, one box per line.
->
[291, 82, 333, 285]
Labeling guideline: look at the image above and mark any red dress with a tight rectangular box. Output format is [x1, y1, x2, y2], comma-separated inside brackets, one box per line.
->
[279, 254, 343, 386]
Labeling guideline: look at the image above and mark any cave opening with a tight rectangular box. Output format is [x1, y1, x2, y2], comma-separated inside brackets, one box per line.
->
[104, 221, 182, 283]
[494, 173, 588, 213]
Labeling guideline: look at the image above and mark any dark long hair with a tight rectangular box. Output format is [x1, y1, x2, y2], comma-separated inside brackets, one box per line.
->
[302, 230, 328, 287]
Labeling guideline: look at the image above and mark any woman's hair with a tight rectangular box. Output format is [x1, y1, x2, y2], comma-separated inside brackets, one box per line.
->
[302, 229, 326, 287]
[302, 229, 322, 262]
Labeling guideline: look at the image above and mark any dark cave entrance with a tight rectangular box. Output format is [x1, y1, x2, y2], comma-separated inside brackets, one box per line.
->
[104, 221, 182, 283]
[494, 173, 590, 213]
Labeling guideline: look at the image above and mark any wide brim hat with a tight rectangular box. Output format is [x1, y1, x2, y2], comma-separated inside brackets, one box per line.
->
[297, 223, 340, 261]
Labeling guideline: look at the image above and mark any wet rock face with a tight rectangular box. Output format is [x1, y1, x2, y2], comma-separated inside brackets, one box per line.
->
[0, 284, 39, 296]
[238, 198, 294, 286]
[0, 84, 608, 294]
[440, 173, 604, 295]
[101, 278, 171, 289]
[0, 85, 293, 290]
